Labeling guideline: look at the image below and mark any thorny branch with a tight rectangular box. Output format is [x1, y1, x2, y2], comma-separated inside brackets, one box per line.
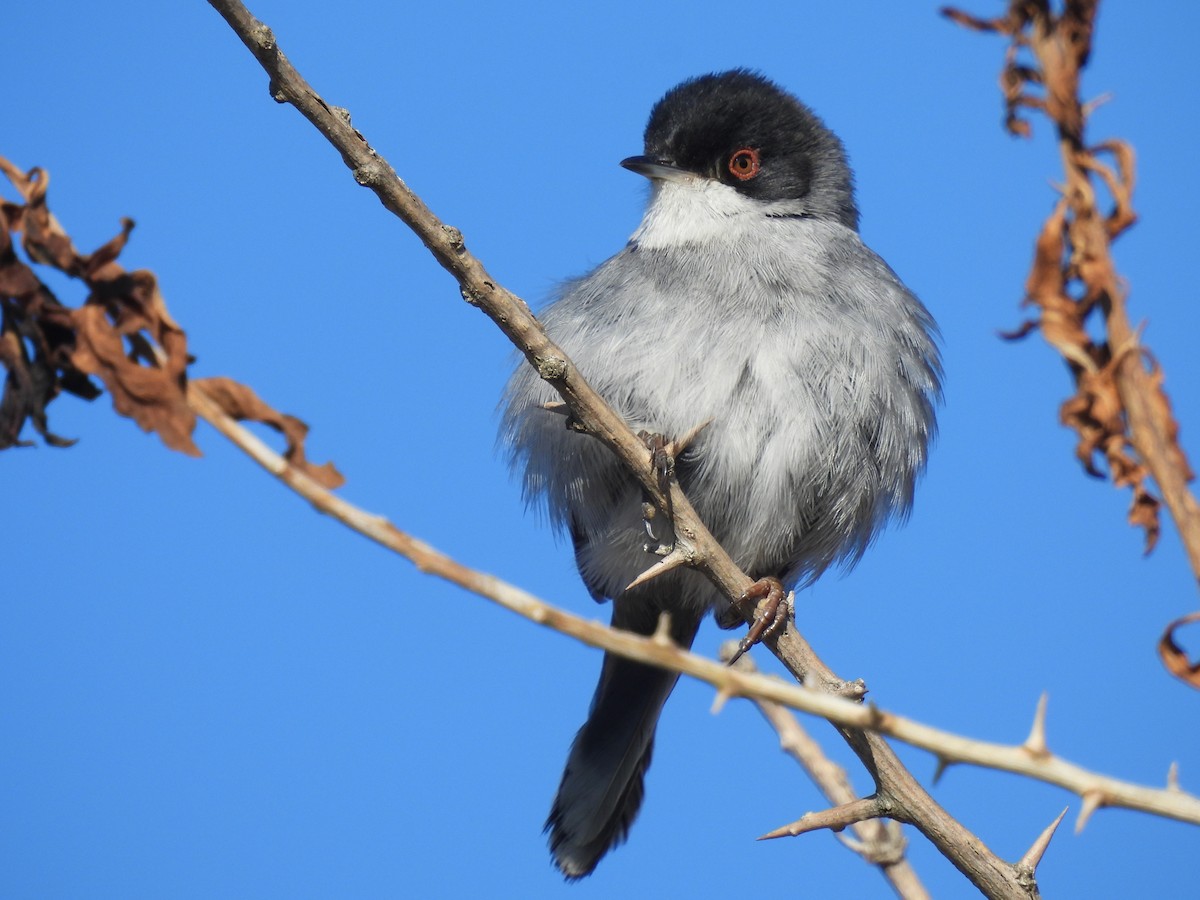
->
[2, 30, 1030, 900]
[193, 382, 1200, 836]
[943, 1, 1200, 687]
[194, 385, 1195, 835]
[202, 2, 1041, 895]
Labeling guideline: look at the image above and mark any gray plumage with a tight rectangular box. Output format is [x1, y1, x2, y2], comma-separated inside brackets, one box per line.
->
[500, 70, 941, 879]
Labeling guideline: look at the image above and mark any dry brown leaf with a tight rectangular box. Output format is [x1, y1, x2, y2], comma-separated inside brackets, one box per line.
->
[1081, 140, 1137, 237]
[1, 155, 343, 487]
[1022, 202, 1099, 369]
[70, 299, 197, 455]
[0, 171, 101, 447]
[0, 330, 35, 447]
[1057, 357, 1163, 552]
[1023, 203, 1154, 534]
[193, 376, 345, 489]
[1159, 612, 1200, 689]
[0, 156, 196, 453]
[0, 171, 347, 486]
[1128, 486, 1160, 555]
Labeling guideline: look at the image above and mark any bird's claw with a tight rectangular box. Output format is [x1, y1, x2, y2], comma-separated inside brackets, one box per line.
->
[637, 431, 676, 498]
[727, 576, 790, 665]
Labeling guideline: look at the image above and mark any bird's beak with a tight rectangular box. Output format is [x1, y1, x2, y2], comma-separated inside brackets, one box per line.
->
[620, 155, 693, 183]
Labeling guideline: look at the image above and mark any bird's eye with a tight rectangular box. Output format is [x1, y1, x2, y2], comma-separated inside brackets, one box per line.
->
[727, 148, 761, 181]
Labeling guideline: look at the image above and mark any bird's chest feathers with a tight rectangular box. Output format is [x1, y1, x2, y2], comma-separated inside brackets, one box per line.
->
[562, 198, 865, 439]
[583, 260, 843, 439]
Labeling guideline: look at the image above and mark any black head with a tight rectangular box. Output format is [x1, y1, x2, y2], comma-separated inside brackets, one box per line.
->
[625, 70, 859, 230]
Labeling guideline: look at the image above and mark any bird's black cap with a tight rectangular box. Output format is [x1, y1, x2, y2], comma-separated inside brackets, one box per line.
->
[634, 69, 859, 230]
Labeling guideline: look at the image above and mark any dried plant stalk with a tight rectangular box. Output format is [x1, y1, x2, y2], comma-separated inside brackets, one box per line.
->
[944, 0, 1200, 685]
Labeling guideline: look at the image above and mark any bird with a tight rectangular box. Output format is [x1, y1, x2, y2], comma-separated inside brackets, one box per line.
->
[500, 69, 941, 880]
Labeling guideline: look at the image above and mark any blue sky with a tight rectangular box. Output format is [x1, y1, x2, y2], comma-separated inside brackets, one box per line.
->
[4, 3, 1198, 897]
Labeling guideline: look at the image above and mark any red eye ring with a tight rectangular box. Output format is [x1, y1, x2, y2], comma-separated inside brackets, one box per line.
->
[728, 147, 761, 181]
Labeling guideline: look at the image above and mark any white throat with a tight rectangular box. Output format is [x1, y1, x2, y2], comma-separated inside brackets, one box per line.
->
[629, 178, 762, 250]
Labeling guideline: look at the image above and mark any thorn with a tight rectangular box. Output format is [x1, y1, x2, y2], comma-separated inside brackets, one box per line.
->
[1016, 807, 1068, 874]
[650, 612, 674, 646]
[625, 547, 691, 591]
[540, 401, 568, 414]
[1022, 692, 1050, 757]
[1167, 761, 1181, 792]
[758, 821, 802, 841]
[710, 688, 733, 715]
[1075, 791, 1103, 833]
[671, 417, 714, 455]
[932, 756, 951, 785]
[757, 797, 881, 841]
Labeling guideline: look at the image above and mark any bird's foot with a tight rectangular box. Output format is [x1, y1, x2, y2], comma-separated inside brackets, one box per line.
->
[636, 430, 678, 551]
[636, 430, 675, 497]
[637, 418, 713, 497]
[728, 577, 791, 664]
[636, 419, 714, 549]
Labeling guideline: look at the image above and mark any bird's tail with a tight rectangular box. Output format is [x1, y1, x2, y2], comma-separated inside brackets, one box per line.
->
[546, 598, 701, 879]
